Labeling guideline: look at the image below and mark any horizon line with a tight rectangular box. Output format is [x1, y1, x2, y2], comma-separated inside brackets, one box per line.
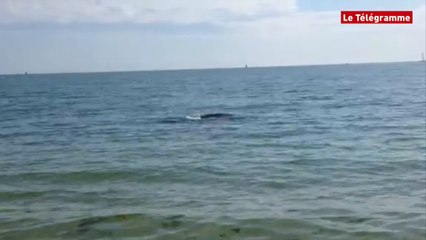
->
[0, 60, 422, 76]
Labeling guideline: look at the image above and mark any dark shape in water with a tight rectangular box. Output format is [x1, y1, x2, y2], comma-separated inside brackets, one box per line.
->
[200, 113, 233, 119]
[77, 217, 103, 233]
[161, 219, 181, 228]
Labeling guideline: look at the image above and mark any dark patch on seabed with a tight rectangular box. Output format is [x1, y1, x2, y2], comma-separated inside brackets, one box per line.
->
[70, 214, 244, 239]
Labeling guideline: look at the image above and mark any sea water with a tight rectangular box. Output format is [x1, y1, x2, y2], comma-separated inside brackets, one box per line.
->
[0, 62, 425, 239]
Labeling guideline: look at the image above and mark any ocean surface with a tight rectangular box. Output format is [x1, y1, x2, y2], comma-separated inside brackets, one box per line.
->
[0, 62, 425, 240]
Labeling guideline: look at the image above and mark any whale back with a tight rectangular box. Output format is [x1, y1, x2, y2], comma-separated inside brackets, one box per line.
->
[200, 113, 233, 119]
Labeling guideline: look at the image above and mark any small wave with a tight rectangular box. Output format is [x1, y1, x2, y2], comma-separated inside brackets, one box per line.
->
[157, 117, 185, 123]
[185, 115, 202, 120]
[186, 113, 234, 120]
[160, 113, 235, 123]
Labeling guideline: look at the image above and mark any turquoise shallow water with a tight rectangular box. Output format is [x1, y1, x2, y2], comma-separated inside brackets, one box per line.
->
[0, 62, 425, 239]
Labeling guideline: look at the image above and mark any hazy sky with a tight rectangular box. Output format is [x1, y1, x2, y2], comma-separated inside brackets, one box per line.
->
[0, 0, 425, 74]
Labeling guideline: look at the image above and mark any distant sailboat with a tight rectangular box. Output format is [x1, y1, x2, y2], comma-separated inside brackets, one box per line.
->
[24, 72, 28, 76]
[422, 52, 425, 62]
[245, 64, 248, 69]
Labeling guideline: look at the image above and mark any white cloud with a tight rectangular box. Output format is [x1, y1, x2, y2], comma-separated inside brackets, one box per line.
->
[197, 4, 425, 67]
[0, 2, 424, 73]
[0, 0, 297, 24]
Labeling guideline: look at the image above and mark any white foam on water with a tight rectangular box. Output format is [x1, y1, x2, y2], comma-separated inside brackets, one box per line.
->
[185, 115, 201, 120]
